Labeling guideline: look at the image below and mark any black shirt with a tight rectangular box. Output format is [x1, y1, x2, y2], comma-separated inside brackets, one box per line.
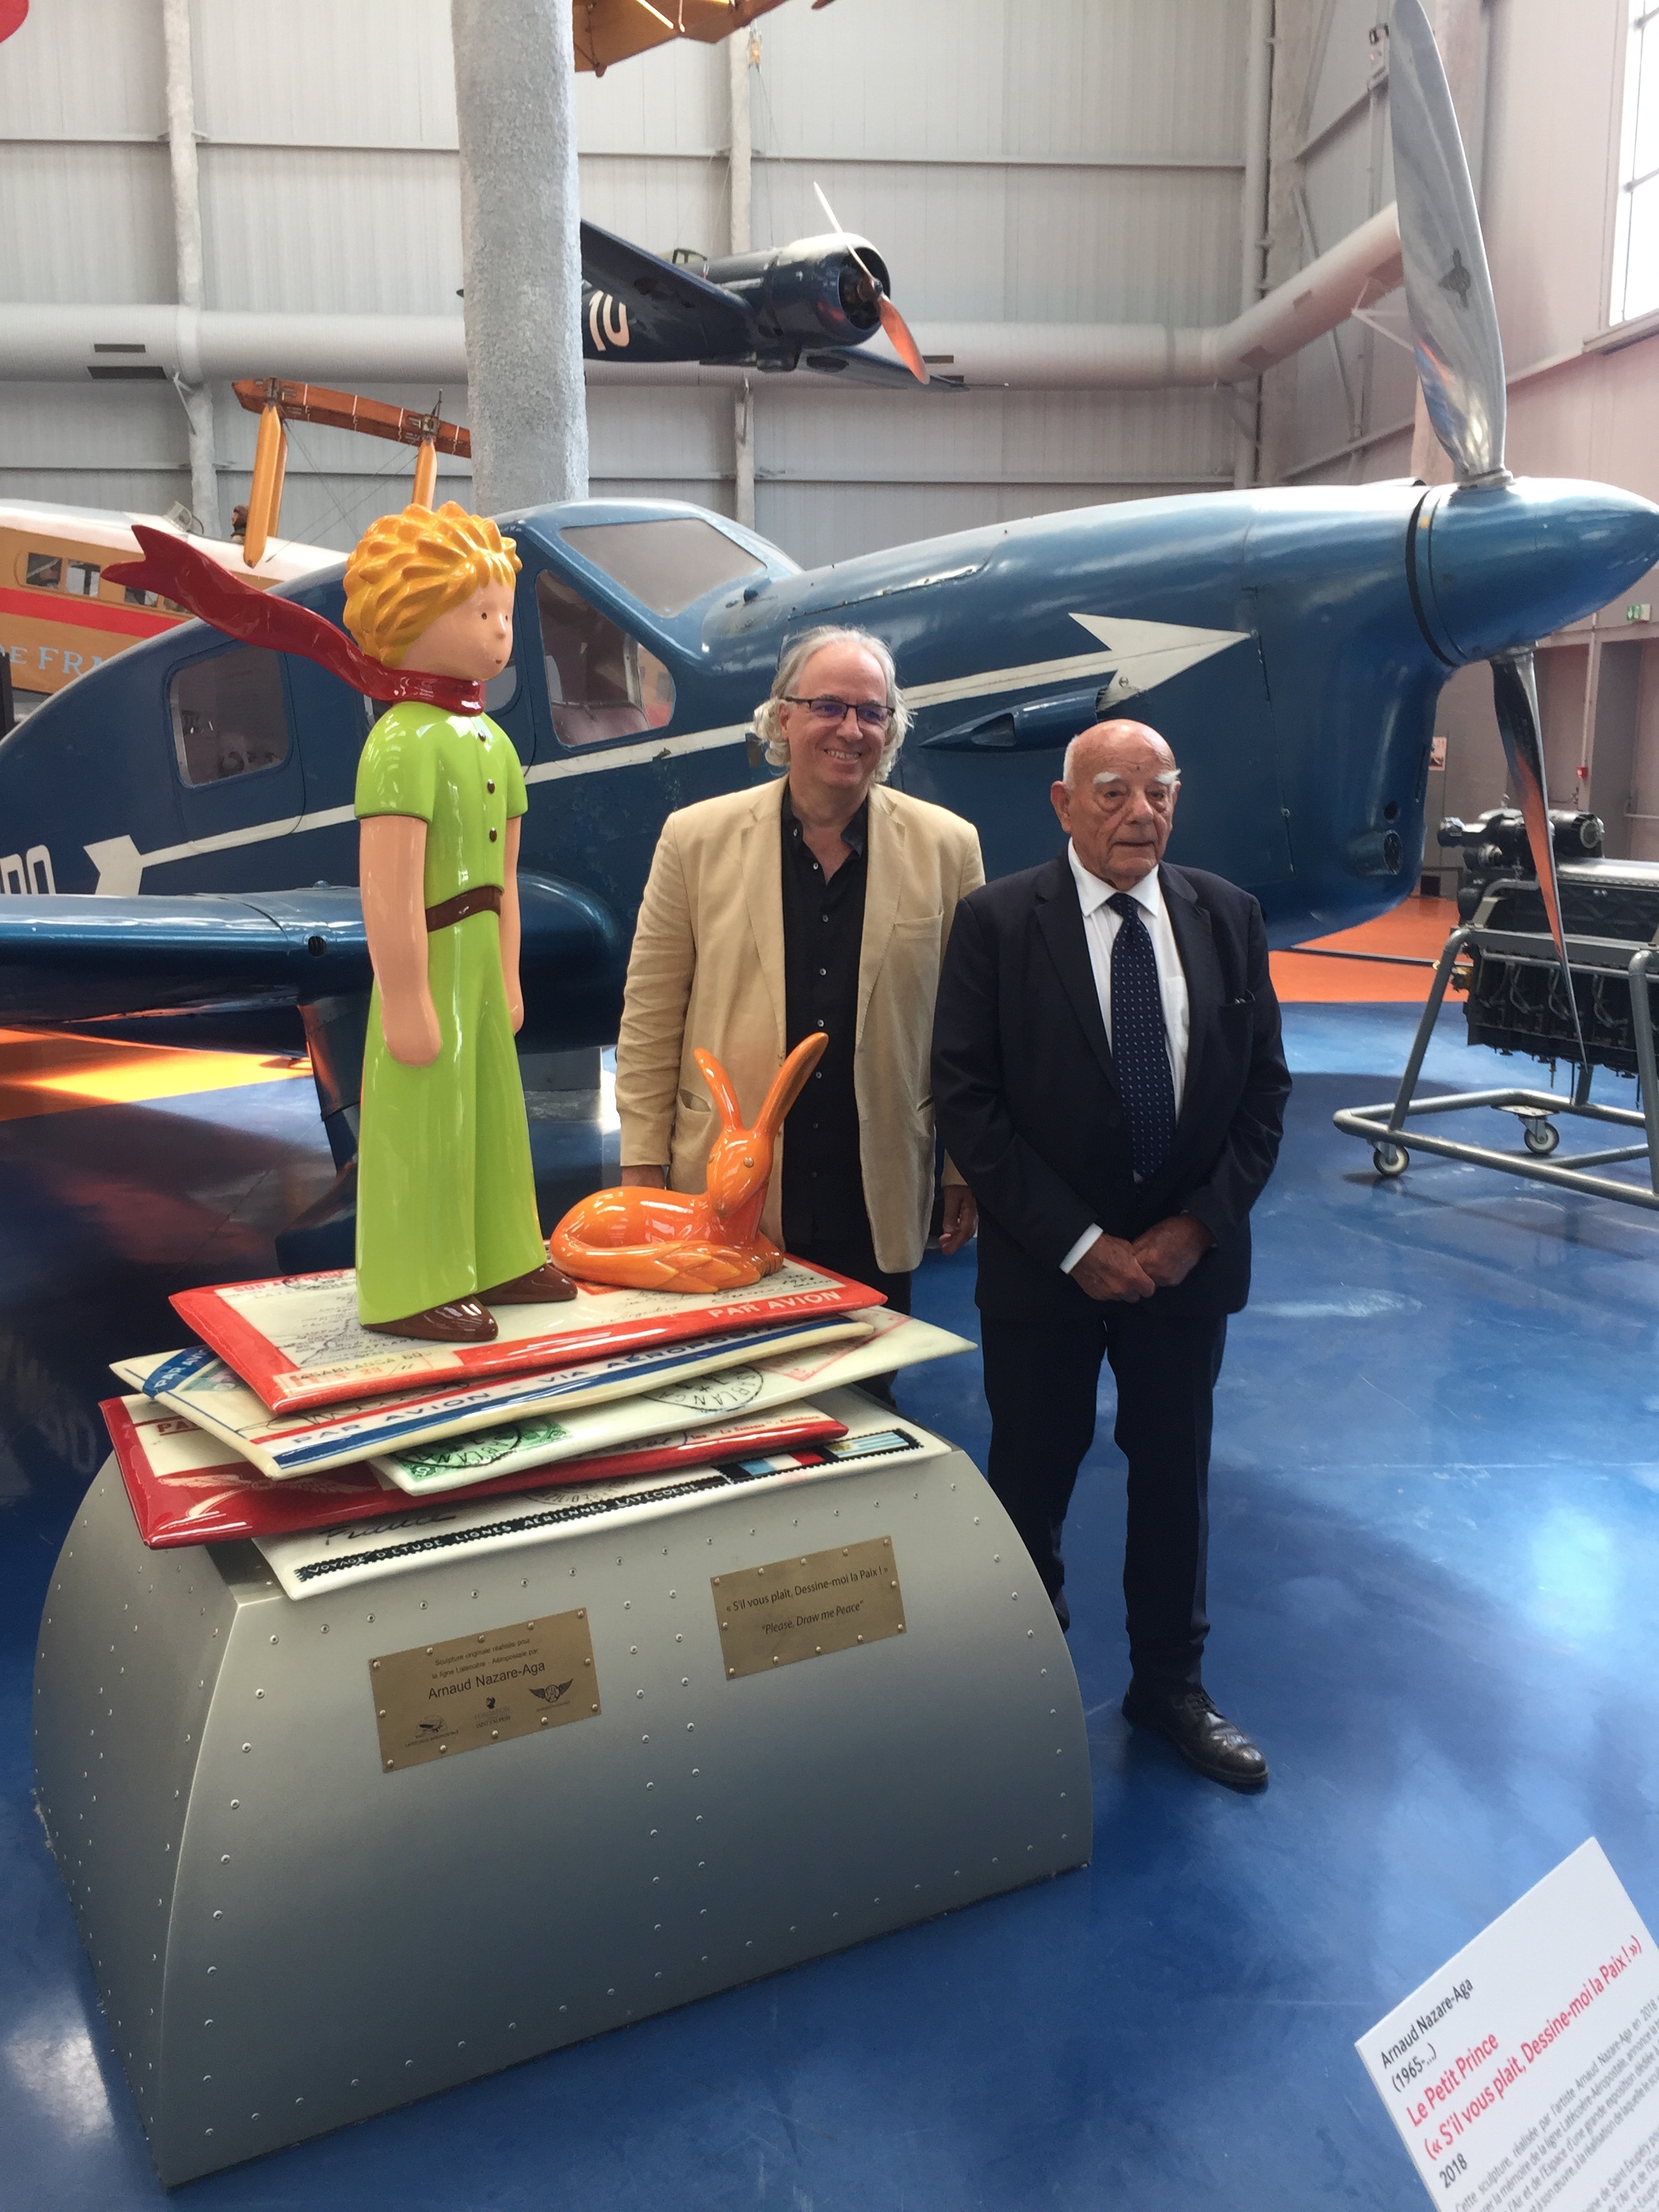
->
[779, 783, 868, 1244]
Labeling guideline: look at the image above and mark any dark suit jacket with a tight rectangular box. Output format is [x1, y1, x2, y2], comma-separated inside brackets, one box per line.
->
[930, 854, 1291, 1322]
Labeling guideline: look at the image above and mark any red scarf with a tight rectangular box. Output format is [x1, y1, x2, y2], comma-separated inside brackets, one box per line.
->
[103, 526, 487, 714]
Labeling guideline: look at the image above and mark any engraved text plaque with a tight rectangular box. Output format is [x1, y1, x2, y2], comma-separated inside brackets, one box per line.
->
[369, 1612, 598, 1771]
[714, 1538, 905, 1679]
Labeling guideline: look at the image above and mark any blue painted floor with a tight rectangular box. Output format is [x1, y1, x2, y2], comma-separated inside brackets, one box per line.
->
[3, 1006, 1658, 2209]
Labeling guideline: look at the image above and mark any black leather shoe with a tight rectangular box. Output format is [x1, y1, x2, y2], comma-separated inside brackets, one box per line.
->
[1121, 1681, 1268, 1790]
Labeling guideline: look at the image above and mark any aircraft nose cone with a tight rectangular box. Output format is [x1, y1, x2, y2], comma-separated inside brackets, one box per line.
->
[1414, 477, 1659, 663]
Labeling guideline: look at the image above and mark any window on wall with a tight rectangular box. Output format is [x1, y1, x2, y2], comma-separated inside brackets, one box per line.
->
[1612, 3, 1659, 325]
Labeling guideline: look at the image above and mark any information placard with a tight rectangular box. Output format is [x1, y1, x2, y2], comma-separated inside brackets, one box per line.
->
[1356, 1839, 1659, 2211]
[369, 1612, 598, 1771]
[713, 1537, 905, 1678]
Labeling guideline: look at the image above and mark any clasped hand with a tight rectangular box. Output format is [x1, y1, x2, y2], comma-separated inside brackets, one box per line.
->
[1070, 1213, 1213, 1303]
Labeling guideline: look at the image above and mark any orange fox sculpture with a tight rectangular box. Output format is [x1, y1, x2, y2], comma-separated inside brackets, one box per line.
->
[548, 1033, 829, 1294]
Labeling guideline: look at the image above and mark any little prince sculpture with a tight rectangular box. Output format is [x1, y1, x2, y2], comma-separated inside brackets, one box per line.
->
[344, 504, 573, 1339]
[106, 501, 574, 1342]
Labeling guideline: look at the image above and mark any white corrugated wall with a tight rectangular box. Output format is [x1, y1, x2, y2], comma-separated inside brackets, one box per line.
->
[0, 0, 1250, 567]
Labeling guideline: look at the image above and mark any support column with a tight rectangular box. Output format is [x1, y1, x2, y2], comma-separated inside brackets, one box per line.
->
[730, 27, 757, 529]
[729, 24, 752, 258]
[452, 0, 588, 512]
[1255, 0, 1315, 487]
[1232, 0, 1274, 489]
[161, 0, 218, 533]
[734, 380, 755, 530]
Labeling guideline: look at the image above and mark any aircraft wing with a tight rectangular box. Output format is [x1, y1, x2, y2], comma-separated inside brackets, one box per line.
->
[579, 221, 755, 358]
[0, 876, 626, 1045]
[800, 349, 966, 392]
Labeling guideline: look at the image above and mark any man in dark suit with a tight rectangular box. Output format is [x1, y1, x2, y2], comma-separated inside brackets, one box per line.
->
[931, 719, 1290, 1789]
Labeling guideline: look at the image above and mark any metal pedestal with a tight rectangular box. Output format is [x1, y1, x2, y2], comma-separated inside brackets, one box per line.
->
[33, 1442, 1090, 2186]
[1334, 923, 1659, 1208]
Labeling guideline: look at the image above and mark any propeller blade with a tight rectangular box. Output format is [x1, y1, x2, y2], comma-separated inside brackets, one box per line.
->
[878, 295, 930, 385]
[812, 180, 876, 283]
[1389, 0, 1507, 481]
[814, 180, 930, 383]
[1490, 648, 1588, 1064]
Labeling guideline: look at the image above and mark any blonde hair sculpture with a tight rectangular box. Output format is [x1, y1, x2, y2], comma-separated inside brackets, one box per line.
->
[342, 501, 521, 668]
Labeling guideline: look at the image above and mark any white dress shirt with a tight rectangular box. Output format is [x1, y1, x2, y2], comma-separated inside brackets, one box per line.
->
[1059, 842, 1191, 1275]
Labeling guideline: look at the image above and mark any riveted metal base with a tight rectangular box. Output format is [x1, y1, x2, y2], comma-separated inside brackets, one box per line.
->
[33, 1445, 1091, 2186]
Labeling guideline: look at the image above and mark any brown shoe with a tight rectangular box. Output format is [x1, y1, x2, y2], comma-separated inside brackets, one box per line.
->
[480, 1261, 578, 1304]
[363, 1298, 498, 1343]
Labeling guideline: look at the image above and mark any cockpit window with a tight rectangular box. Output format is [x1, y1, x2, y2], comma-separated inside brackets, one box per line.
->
[557, 518, 766, 616]
[169, 645, 291, 786]
[537, 570, 675, 750]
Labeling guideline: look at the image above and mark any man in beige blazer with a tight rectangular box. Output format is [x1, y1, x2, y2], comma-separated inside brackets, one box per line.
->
[615, 626, 984, 1315]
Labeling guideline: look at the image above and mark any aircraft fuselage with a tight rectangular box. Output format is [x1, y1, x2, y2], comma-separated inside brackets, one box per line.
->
[1, 476, 1655, 1050]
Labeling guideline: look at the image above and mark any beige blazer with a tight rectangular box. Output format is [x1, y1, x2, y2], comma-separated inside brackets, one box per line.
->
[614, 777, 985, 1274]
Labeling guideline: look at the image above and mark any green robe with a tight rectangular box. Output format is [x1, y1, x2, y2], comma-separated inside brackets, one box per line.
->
[353, 701, 546, 1324]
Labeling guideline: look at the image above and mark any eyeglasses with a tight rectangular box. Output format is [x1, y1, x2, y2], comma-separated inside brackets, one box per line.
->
[781, 695, 893, 732]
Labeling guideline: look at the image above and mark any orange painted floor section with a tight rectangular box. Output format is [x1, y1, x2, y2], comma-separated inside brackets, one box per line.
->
[1270, 894, 1458, 1002]
[0, 1027, 311, 1123]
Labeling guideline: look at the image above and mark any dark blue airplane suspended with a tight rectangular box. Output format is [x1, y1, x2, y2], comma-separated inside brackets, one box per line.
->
[578, 180, 949, 391]
[0, 0, 1653, 1234]
[579, 222, 949, 392]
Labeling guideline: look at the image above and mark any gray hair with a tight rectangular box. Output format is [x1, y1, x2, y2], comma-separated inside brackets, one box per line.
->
[754, 626, 912, 781]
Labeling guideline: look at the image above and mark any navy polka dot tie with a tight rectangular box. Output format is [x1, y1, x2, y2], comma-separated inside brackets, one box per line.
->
[1108, 893, 1177, 1181]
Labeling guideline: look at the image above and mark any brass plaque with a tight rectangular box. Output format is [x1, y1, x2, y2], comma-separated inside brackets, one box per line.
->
[369, 1612, 598, 1771]
[713, 1538, 905, 1679]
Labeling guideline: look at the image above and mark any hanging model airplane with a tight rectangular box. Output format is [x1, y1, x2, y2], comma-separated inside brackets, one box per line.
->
[569, 0, 803, 80]
[577, 188, 946, 391]
[0, 0, 1652, 1252]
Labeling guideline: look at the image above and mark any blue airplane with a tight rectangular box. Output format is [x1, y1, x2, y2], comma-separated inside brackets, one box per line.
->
[0, 0, 1653, 1226]
[578, 211, 952, 390]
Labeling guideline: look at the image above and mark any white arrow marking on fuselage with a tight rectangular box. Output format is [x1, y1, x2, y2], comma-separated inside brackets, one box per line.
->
[80, 619, 1251, 889]
[1065, 614, 1252, 701]
[901, 616, 1248, 714]
[83, 808, 342, 892]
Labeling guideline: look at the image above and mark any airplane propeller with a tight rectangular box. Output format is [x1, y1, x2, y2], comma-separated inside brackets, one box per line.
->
[812, 181, 930, 384]
[1390, 0, 1584, 1057]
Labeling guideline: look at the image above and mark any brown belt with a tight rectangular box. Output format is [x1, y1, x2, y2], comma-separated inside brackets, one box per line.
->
[424, 885, 502, 933]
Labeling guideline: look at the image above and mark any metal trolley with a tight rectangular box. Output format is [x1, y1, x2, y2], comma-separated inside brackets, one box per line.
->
[1334, 853, 1659, 1212]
